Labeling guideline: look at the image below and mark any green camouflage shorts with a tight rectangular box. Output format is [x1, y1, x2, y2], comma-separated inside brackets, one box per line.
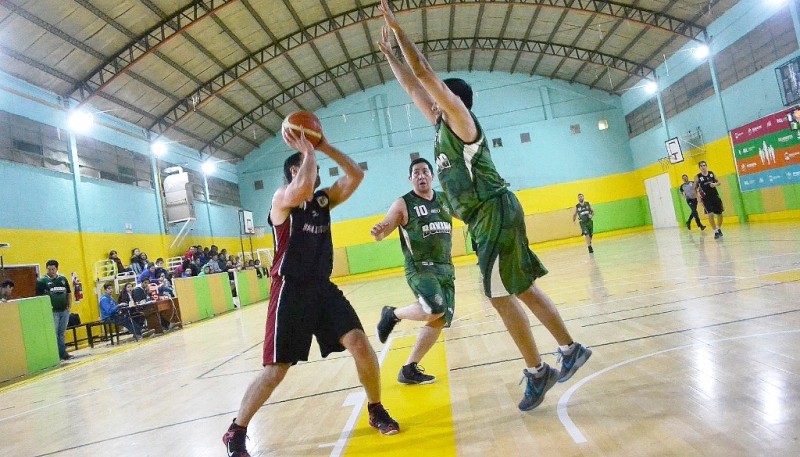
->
[406, 268, 455, 327]
[469, 192, 548, 298]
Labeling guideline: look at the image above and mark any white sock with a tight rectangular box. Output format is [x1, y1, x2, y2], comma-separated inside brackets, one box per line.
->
[527, 363, 545, 375]
[560, 343, 575, 354]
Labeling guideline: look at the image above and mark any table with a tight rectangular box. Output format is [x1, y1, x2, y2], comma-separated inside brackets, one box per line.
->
[125, 297, 182, 334]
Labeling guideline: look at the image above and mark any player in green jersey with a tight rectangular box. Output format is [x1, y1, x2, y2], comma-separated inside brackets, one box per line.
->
[572, 193, 595, 253]
[372, 158, 454, 385]
[378, 0, 591, 411]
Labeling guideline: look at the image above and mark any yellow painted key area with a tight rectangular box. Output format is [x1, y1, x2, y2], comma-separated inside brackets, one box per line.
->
[344, 334, 456, 457]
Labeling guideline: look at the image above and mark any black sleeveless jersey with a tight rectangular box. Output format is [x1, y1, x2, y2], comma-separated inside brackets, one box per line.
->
[269, 189, 333, 280]
[696, 171, 720, 198]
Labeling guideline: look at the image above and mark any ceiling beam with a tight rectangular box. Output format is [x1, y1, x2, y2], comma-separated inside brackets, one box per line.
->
[69, 0, 239, 103]
[135, 0, 703, 139]
[203, 38, 654, 153]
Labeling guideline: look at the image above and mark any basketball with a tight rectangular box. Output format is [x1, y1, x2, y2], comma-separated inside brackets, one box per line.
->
[282, 111, 323, 147]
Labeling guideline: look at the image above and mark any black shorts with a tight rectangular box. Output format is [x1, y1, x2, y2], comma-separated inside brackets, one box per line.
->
[262, 276, 363, 365]
[702, 195, 724, 215]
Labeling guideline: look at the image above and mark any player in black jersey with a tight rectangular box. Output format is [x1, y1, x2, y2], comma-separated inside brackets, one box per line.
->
[694, 161, 725, 239]
[223, 130, 399, 457]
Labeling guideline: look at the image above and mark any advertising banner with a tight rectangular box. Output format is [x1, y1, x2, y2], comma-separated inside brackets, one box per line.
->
[730, 106, 800, 192]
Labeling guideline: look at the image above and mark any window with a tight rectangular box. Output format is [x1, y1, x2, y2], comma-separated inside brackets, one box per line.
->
[76, 136, 152, 188]
[625, 99, 661, 138]
[329, 167, 339, 177]
[358, 161, 368, 171]
[659, 64, 715, 121]
[410, 152, 420, 160]
[715, 9, 797, 91]
[492, 138, 503, 148]
[520, 133, 531, 143]
[570, 124, 581, 135]
[0, 111, 70, 173]
[254, 180, 264, 190]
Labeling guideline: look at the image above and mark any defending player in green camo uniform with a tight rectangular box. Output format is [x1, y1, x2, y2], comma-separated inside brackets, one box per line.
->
[573, 193, 595, 253]
[378, 0, 591, 411]
[372, 158, 454, 385]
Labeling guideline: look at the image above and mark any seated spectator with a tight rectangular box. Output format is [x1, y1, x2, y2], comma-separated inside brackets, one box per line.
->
[130, 248, 146, 275]
[157, 273, 175, 298]
[173, 259, 189, 278]
[183, 245, 197, 261]
[198, 264, 213, 276]
[132, 278, 158, 304]
[154, 258, 169, 279]
[204, 254, 222, 274]
[139, 252, 150, 268]
[99, 282, 153, 338]
[108, 250, 129, 274]
[137, 263, 159, 283]
[253, 259, 265, 279]
[118, 282, 135, 306]
[188, 256, 202, 276]
[132, 278, 171, 330]
[218, 249, 228, 271]
[1, 279, 14, 301]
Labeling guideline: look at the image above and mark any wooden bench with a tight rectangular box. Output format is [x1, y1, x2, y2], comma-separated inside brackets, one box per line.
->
[66, 324, 85, 351]
[84, 320, 122, 348]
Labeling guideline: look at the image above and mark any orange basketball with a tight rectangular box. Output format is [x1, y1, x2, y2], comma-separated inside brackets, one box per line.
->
[282, 111, 323, 147]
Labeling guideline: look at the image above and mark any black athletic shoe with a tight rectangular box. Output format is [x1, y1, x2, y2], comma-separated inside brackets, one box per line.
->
[588, 245, 594, 254]
[686, 221, 691, 230]
[222, 419, 250, 457]
[714, 230, 721, 239]
[398, 363, 436, 384]
[368, 403, 400, 435]
[718, 229, 723, 237]
[377, 306, 399, 343]
[700, 225, 707, 231]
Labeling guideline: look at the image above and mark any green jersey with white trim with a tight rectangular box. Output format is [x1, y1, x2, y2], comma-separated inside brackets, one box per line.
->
[400, 190, 453, 275]
[433, 114, 507, 222]
[576, 202, 592, 222]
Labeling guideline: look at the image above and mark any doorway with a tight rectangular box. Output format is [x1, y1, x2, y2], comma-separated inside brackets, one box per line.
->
[644, 173, 678, 229]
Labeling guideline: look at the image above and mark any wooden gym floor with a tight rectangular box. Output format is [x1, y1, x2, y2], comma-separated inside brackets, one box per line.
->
[1, 222, 799, 456]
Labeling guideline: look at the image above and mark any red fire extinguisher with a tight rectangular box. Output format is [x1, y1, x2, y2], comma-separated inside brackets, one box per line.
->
[72, 272, 83, 302]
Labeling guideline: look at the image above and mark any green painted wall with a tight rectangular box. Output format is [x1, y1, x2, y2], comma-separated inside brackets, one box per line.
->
[592, 198, 647, 232]
[347, 238, 405, 274]
[19, 296, 60, 373]
[194, 276, 214, 320]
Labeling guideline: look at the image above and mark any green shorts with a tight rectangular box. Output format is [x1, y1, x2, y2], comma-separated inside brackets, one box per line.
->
[406, 267, 455, 327]
[579, 219, 594, 236]
[469, 192, 548, 298]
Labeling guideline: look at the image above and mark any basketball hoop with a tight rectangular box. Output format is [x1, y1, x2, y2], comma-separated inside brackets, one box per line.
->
[658, 156, 671, 171]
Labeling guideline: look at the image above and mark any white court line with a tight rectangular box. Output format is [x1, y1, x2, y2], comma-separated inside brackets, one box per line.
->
[557, 329, 800, 444]
[329, 335, 393, 457]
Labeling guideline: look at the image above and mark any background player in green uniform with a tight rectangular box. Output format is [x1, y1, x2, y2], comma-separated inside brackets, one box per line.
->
[572, 193, 595, 253]
[378, 0, 590, 412]
[371, 158, 454, 385]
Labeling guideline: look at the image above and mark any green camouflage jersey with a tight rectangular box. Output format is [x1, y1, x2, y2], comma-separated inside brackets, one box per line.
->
[399, 190, 454, 276]
[35, 274, 71, 312]
[434, 113, 507, 223]
[576, 202, 593, 222]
